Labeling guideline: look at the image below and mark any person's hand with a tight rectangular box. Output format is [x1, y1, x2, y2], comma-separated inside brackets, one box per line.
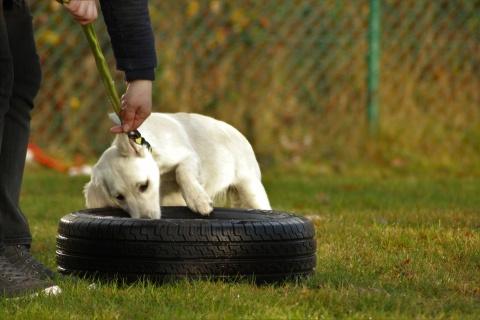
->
[110, 80, 153, 133]
[63, 0, 98, 25]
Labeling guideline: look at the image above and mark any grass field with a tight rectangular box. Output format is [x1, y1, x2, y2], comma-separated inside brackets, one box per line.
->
[1, 164, 479, 319]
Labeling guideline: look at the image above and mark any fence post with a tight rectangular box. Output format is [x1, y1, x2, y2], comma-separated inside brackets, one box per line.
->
[367, 0, 381, 132]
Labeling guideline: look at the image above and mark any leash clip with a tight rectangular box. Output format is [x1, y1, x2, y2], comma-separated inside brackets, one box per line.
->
[128, 130, 152, 153]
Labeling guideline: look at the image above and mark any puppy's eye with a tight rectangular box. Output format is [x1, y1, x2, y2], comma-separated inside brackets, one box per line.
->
[115, 194, 125, 201]
[139, 181, 149, 193]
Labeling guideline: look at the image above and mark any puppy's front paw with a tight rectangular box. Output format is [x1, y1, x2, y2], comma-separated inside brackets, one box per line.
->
[185, 192, 213, 216]
[189, 199, 214, 216]
[182, 188, 213, 216]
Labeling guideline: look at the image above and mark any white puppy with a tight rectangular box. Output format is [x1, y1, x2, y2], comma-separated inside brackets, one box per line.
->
[84, 113, 271, 219]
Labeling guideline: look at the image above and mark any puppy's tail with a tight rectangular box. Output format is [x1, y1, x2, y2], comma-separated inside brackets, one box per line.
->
[109, 112, 121, 126]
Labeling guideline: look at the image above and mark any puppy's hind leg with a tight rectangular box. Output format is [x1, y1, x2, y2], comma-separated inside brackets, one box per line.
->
[229, 186, 242, 208]
[232, 178, 271, 210]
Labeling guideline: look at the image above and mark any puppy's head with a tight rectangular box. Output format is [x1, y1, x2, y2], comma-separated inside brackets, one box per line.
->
[84, 133, 161, 219]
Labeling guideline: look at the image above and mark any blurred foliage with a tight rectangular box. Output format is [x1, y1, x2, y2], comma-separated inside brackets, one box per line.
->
[30, 1, 480, 175]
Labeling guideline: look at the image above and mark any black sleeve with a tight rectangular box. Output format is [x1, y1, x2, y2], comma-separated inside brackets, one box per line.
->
[99, 0, 157, 81]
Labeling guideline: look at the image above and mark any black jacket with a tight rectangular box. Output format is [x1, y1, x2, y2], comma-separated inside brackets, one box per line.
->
[99, 0, 157, 82]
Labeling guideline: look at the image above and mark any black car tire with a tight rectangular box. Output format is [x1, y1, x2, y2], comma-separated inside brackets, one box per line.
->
[56, 206, 316, 283]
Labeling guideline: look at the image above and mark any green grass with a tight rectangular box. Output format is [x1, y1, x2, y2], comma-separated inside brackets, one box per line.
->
[1, 165, 479, 319]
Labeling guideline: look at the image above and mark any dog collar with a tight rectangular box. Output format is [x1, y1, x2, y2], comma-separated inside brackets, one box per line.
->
[128, 130, 153, 153]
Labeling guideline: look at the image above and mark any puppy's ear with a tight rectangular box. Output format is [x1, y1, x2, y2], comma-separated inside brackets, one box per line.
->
[84, 177, 111, 208]
[114, 133, 145, 157]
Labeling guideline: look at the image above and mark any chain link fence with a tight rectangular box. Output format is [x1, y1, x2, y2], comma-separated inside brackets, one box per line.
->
[30, 1, 480, 171]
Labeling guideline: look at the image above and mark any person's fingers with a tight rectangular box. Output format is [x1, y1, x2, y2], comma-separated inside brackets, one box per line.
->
[120, 110, 149, 132]
[110, 125, 125, 134]
[120, 98, 135, 132]
[131, 109, 150, 131]
[117, 80, 152, 131]
[112, 104, 150, 132]
[64, 1, 98, 25]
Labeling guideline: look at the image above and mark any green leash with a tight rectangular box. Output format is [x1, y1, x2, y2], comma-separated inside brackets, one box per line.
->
[81, 22, 152, 152]
[81, 23, 121, 116]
